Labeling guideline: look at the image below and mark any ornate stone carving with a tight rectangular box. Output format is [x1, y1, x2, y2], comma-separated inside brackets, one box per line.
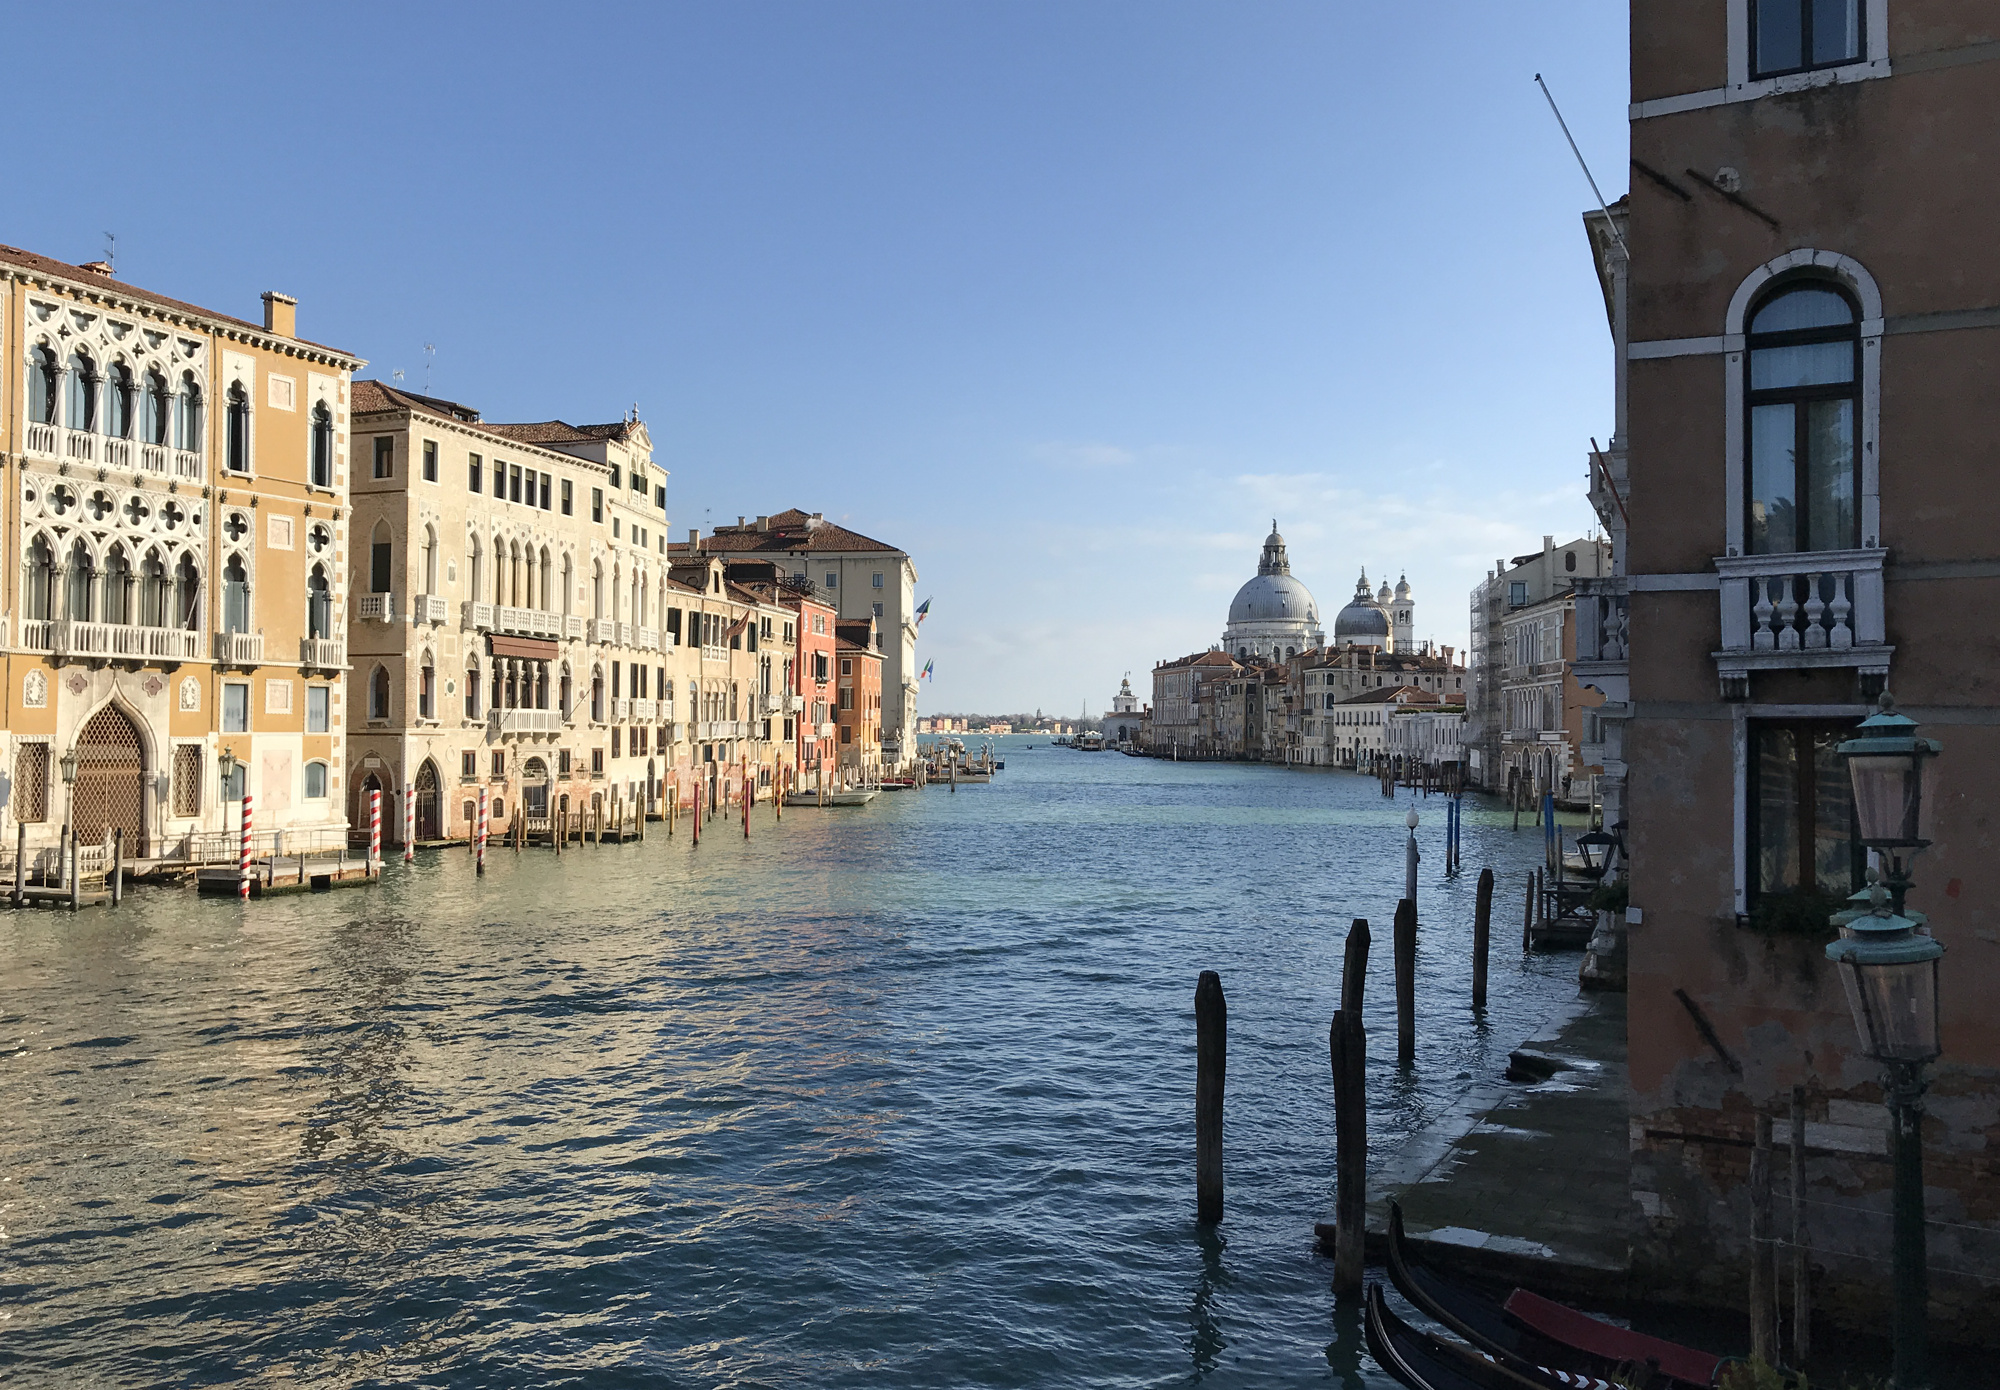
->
[179, 677, 201, 711]
[23, 671, 47, 708]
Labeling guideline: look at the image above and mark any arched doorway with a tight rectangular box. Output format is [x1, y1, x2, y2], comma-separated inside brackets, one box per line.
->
[522, 758, 549, 820]
[354, 772, 383, 836]
[72, 705, 146, 851]
[414, 760, 441, 841]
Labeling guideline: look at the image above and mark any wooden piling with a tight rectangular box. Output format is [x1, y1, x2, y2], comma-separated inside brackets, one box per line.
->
[1751, 1112, 1778, 1363]
[1195, 970, 1225, 1225]
[1791, 1084, 1812, 1367]
[14, 822, 26, 908]
[112, 829, 123, 906]
[669, 785, 677, 836]
[1472, 866, 1493, 1009]
[69, 834, 80, 912]
[1331, 916, 1370, 1297]
[1522, 873, 1534, 951]
[1394, 897, 1416, 1065]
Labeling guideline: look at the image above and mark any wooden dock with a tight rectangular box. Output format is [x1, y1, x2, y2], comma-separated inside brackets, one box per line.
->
[195, 855, 379, 897]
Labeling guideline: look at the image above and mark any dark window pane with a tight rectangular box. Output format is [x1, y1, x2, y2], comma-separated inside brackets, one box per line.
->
[1755, 0, 1804, 74]
[371, 541, 393, 593]
[1804, 397, 1857, 549]
[1749, 403, 1798, 554]
[1755, 725, 1802, 896]
[1811, 726, 1859, 896]
[1812, 0, 1861, 64]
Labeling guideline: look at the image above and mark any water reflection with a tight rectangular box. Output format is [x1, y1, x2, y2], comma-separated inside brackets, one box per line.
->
[0, 741, 1583, 1388]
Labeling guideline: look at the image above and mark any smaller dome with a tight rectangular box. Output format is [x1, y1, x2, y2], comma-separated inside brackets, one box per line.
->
[1334, 569, 1391, 641]
[1394, 573, 1412, 600]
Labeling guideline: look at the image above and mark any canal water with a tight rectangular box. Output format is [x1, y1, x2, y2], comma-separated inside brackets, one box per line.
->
[1, 738, 1589, 1388]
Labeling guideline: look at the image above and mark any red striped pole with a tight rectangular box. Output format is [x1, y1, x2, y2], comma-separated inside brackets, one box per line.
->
[403, 781, 415, 862]
[476, 786, 488, 875]
[238, 789, 254, 900]
[692, 781, 701, 848]
[743, 759, 751, 839]
[369, 788, 382, 877]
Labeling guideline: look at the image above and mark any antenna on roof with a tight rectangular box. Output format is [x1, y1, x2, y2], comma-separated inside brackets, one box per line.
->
[424, 343, 436, 396]
[392, 368, 405, 386]
[103, 232, 116, 272]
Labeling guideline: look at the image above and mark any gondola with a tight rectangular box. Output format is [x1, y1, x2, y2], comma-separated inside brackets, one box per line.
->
[1383, 1202, 1723, 1389]
[1364, 1285, 1600, 1390]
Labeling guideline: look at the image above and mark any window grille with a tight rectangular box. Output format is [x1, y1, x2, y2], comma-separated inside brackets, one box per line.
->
[173, 745, 203, 816]
[14, 745, 49, 823]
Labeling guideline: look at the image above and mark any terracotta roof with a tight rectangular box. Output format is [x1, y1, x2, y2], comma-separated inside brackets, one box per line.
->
[0, 242, 359, 359]
[351, 378, 483, 423]
[483, 418, 636, 445]
[837, 638, 882, 657]
[699, 508, 903, 556]
[1338, 686, 1440, 706]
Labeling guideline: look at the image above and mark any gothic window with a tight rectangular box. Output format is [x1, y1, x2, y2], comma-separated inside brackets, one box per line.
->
[492, 536, 504, 605]
[311, 403, 334, 487]
[535, 662, 549, 709]
[1746, 282, 1860, 555]
[466, 663, 482, 719]
[175, 374, 203, 451]
[419, 654, 436, 720]
[102, 545, 133, 624]
[371, 523, 393, 594]
[22, 535, 55, 621]
[175, 552, 201, 630]
[307, 564, 333, 639]
[64, 539, 94, 621]
[140, 549, 169, 627]
[225, 382, 250, 472]
[65, 352, 98, 431]
[106, 363, 134, 439]
[467, 536, 482, 602]
[592, 561, 604, 619]
[541, 547, 553, 610]
[142, 370, 169, 444]
[422, 526, 438, 595]
[222, 554, 250, 633]
[591, 666, 605, 722]
[28, 346, 57, 425]
[369, 665, 391, 720]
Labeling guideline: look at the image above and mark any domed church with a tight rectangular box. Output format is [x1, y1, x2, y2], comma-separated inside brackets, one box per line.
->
[1222, 524, 1325, 661]
[1221, 524, 1416, 661]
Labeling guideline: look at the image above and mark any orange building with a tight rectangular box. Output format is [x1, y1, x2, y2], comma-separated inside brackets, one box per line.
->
[833, 618, 882, 783]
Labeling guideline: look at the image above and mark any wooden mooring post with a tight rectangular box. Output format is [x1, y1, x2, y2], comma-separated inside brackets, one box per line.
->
[14, 822, 26, 908]
[1472, 866, 1492, 1009]
[1750, 1112, 1778, 1363]
[1522, 872, 1534, 951]
[1331, 917, 1371, 1296]
[1394, 897, 1417, 1065]
[1195, 970, 1226, 1225]
[1791, 1084, 1812, 1366]
[111, 829, 123, 907]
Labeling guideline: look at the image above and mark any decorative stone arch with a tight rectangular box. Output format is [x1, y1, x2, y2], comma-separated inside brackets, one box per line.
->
[67, 694, 154, 853]
[1722, 249, 1884, 555]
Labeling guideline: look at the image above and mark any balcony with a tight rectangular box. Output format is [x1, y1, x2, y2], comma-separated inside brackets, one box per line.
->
[612, 697, 632, 721]
[590, 618, 617, 645]
[24, 422, 58, 457]
[785, 693, 805, 713]
[1714, 549, 1891, 697]
[631, 697, 657, 720]
[35, 620, 204, 662]
[134, 443, 202, 479]
[761, 694, 784, 715]
[617, 621, 632, 648]
[666, 721, 685, 743]
[359, 594, 397, 623]
[415, 594, 449, 625]
[462, 601, 493, 631]
[565, 615, 586, 641]
[1571, 576, 1629, 704]
[636, 626, 659, 651]
[491, 707, 564, 737]
[301, 636, 345, 670]
[817, 722, 837, 739]
[495, 605, 561, 639]
[216, 630, 264, 666]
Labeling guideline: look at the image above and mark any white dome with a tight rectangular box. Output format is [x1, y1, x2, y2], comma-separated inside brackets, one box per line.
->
[1220, 522, 1325, 658]
[1229, 572, 1318, 627]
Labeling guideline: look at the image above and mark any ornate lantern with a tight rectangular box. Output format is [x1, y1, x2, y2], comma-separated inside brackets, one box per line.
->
[1826, 877, 1944, 1065]
[1837, 692, 1941, 850]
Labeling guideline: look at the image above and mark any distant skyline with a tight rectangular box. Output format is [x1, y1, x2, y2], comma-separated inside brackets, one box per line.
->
[7, 3, 1626, 713]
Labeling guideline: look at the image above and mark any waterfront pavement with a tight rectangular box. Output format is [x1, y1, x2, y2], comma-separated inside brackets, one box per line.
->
[1358, 989, 1633, 1296]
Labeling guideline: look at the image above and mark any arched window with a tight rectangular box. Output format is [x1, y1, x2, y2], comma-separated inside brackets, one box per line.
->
[370, 522, 393, 594]
[307, 563, 332, 639]
[509, 543, 523, 608]
[561, 554, 574, 617]
[467, 535, 483, 603]
[106, 364, 134, 439]
[304, 761, 328, 799]
[422, 526, 438, 595]
[65, 352, 97, 432]
[419, 653, 436, 720]
[310, 402, 333, 487]
[140, 549, 168, 627]
[1746, 282, 1860, 555]
[370, 665, 391, 720]
[225, 382, 249, 472]
[540, 546, 553, 611]
[102, 545, 133, 624]
[175, 374, 203, 451]
[535, 661, 549, 709]
[22, 535, 55, 621]
[28, 346, 58, 425]
[64, 539, 95, 621]
[492, 536, 505, 605]
[592, 561, 604, 619]
[142, 370, 169, 445]
[174, 552, 201, 630]
[222, 554, 250, 633]
[591, 665, 605, 722]
[559, 664, 573, 717]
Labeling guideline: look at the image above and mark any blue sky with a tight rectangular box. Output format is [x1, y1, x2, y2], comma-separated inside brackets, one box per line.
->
[8, 3, 1627, 716]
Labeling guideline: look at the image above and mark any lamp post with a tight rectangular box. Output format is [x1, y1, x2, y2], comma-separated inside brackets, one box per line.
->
[218, 748, 238, 803]
[59, 748, 79, 883]
[1575, 828, 1618, 880]
[1830, 693, 1945, 1389]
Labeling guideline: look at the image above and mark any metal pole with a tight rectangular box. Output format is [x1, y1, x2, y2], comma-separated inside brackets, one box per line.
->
[476, 786, 488, 875]
[404, 781, 415, 861]
[238, 790, 253, 900]
[1889, 1061, 1930, 1388]
[369, 788, 382, 878]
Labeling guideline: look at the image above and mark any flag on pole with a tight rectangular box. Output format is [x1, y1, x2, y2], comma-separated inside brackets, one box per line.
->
[914, 598, 932, 626]
[919, 659, 934, 681]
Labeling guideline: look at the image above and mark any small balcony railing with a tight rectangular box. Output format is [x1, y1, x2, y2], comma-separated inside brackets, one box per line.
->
[45, 620, 204, 661]
[102, 437, 133, 470]
[491, 707, 563, 736]
[565, 615, 586, 641]
[463, 600, 493, 631]
[612, 697, 632, 721]
[617, 621, 632, 648]
[63, 428, 97, 463]
[415, 594, 449, 625]
[495, 605, 560, 638]
[24, 422, 59, 457]
[762, 694, 784, 715]
[359, 594, 396, 622]
[590, 618, 617, 645]
[216, 630, 264, 665]
[1714, 549, 1891, 690]
[666, 721, 685, 743]
[816, 722, 837, 739]
[636, 626, 659, 651]
[1573, 579, 1629, 664]
[631, 697, 657, 720]
[301, 636, 345, 670]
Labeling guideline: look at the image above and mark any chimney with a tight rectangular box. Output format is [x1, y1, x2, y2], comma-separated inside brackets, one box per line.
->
[756, 515, 769, 531]
[688, 528, 701, 549]
[737, 516, 746, 528]
[262, 291, 297, 338]
[78, 260, 115, 278]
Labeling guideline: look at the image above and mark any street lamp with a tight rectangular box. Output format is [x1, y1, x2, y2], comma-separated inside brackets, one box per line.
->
[59, 747, 79, 848]
[1830, 693, 1946, 1390]
[1575, 828, 1619, 880]
[218, 747, 239, 800]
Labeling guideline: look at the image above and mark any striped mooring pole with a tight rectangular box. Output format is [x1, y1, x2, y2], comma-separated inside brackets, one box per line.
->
[403, 781, 416, 862]
[369, 787, 382, 877]
[238, 790, 254, 900]
[476, 786, 489, 875]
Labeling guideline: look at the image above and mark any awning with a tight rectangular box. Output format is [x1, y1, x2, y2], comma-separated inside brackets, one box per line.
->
[487, 634, 560, 660]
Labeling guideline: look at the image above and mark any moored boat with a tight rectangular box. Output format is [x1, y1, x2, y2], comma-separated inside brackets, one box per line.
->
[1364, 1285, 1581, 1390]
